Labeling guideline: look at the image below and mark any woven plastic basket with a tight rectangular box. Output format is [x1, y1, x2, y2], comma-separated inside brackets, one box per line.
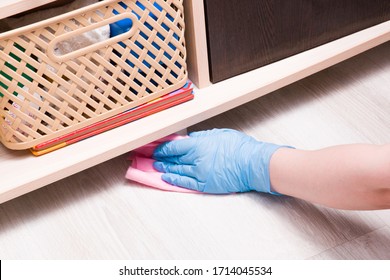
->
[0, 0, 187, 150]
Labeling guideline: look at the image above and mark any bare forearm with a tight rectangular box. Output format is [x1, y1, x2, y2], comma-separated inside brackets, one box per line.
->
[270, 144, 390, 210]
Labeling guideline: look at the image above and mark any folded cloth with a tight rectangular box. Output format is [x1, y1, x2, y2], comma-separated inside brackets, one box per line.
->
[126, 134, 199, 193]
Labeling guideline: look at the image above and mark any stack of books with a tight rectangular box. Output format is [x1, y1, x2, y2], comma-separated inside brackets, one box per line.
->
[31, 81, 194, 156]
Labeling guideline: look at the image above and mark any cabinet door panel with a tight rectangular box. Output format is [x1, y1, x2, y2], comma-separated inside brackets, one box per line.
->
[204, 0, 390, 83]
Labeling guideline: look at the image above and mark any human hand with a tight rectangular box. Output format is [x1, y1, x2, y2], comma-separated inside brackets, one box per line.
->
[153, 129, 285, 194]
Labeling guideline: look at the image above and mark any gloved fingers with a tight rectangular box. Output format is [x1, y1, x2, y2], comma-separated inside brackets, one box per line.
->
[189, 128, 225, 138]
[157, 155, 196, 165]
[161, 173, 203, 192]
[154, 151, 198, 164]
[153, 137, 196, 158]
[154, 161, 196, 178]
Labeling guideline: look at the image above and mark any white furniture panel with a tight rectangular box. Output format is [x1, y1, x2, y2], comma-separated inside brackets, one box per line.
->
[0, 1, 389, 204]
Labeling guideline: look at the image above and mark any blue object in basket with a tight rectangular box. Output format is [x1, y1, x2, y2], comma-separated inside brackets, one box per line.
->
[110, 1, 178, 50]
[110, 2, 133, 37]
[110, 16, 133, 37]
[109, 1, 182, 92]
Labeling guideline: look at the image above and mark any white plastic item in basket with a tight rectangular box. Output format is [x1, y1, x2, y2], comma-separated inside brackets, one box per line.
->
[0, 0, 187, 150]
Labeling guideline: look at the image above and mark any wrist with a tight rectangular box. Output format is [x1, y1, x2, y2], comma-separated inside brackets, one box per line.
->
[269, 147, 299, 195]
[251, 142, 292, 194]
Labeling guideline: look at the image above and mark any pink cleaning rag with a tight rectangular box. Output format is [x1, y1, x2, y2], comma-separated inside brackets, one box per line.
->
[126, 134, 199, 193]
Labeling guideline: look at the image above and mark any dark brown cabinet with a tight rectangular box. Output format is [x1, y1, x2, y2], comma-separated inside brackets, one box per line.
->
[204, 0, 390, 82]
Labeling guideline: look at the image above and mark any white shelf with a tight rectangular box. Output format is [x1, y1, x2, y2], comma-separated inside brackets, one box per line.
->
[0, 0, 57, 19]
[0, 20, 389, 204]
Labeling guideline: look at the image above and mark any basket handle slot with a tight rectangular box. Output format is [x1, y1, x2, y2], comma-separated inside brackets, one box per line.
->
[47, 12, 138, 63]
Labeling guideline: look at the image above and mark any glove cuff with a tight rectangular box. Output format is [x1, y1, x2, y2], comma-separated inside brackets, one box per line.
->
[250, 142, 294, 195]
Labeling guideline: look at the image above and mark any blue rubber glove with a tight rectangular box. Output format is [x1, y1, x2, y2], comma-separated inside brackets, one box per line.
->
[153, 129, 286, 194]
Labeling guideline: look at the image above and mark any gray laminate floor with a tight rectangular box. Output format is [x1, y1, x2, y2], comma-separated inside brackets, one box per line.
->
[0, 42, 389, 259]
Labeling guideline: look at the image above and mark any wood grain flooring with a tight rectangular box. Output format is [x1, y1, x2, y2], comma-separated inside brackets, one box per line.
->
[0, 42, 389, 259]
